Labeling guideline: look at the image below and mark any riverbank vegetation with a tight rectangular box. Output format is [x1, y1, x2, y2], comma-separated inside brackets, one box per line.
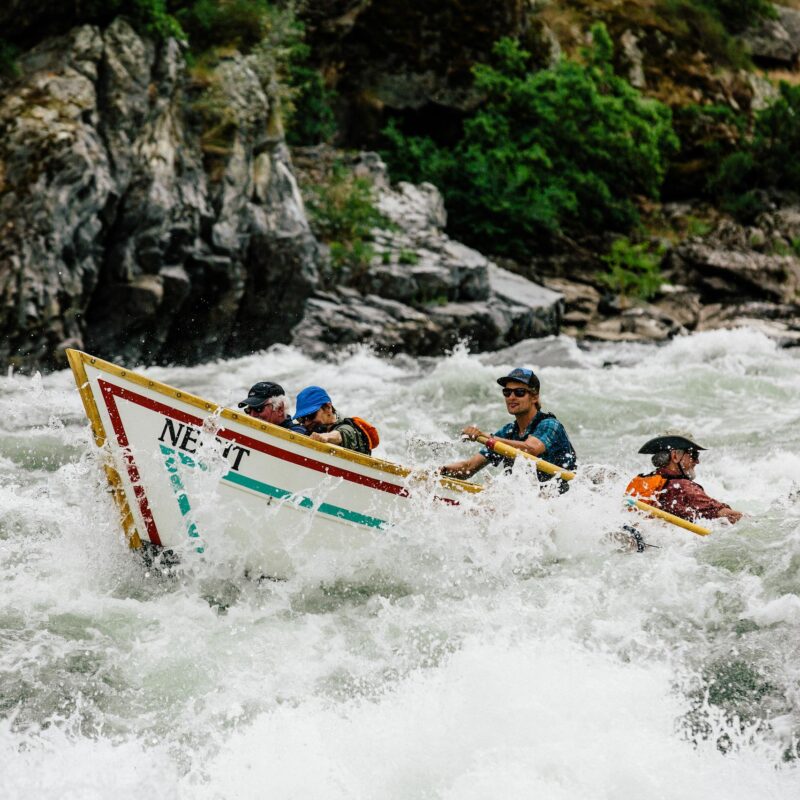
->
[301, 160, 389, 275]
[597, 237, 666, 301]
[711, 82, 800, 220]
[2, 0, 798, 291]
[382, 26, 679, 258]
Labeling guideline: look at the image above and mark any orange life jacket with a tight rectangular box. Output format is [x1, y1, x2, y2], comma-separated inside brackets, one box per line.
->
[348, 416, 380, 452]
[625, 472, 668, 506]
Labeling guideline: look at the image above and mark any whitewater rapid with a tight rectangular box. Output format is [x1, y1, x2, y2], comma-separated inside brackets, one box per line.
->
[1, 328, 799, 798]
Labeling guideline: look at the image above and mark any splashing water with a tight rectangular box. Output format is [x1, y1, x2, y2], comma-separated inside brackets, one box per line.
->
[1, 329, 799, 798]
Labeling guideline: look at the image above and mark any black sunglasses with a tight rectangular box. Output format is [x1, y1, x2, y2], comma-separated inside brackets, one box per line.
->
[502, 388, 531, 398]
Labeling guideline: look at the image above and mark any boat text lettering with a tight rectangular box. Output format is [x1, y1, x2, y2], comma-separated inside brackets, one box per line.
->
[158, 419, 251, 471]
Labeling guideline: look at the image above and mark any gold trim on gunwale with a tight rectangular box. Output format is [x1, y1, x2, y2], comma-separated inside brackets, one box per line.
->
[66, 349, 143, 549]
[65, 349, 481, 497]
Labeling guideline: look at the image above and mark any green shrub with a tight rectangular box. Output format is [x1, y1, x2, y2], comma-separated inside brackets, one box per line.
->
[711, 82, 800, 221]
[398, 249, 419, 265]
[747, 82, 800, 188]
[382, 26, 678, 257]
[671, 103, 746, 193]
[133, 0, 183, 39]
[303, 162, 389, 273]
[285, 41, 337, 145]
[769, 238, 791, 256]
[79, 0, 183, 41]
[686, 215, 714, 237]
[0, 38, 20, 79]
[597, 237, 665, 300]
[174, 0, 279, 51]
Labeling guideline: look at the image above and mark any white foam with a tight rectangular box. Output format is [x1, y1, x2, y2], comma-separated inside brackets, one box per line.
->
[2, 329, 800, 795]
[0, 718, 179, 800]
[188, 638, 797, 799]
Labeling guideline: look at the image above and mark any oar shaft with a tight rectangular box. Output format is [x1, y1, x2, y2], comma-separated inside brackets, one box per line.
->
[625, 497, 711, 536]
[475, 435, 576, 480]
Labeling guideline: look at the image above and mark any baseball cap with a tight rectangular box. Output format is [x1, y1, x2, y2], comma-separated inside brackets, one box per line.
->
[237, 381, 285, 408]
[497, 367, 540, 390]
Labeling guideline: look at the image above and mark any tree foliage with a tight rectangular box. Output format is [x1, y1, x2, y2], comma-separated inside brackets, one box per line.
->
[382, 25, 678, 256]
[711, 82, 800, 220]
[284, 41, 337, 145]
[0, 38, 20, 79]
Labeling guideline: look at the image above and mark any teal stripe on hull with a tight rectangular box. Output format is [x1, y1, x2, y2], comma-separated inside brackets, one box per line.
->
[159, 444, 204, 552]
[222, 470, 387, 530]
[158, 444, 388, 538]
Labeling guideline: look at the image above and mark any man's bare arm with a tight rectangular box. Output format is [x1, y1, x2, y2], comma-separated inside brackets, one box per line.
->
[440, 453, 488, 479]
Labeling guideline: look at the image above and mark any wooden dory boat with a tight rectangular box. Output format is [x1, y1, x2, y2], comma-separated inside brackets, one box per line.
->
[67, 349, 479, 574]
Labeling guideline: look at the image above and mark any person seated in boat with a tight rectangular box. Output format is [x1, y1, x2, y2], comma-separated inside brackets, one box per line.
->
[237, 381, 305, 432]
[439, 367, 577, 491]
[293, 386, 379, 456]
[626, 433, 742, 524]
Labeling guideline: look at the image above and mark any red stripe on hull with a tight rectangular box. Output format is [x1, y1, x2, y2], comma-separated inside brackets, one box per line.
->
[100, 380, 163, 547]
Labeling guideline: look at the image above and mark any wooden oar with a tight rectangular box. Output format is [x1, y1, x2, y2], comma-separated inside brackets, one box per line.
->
[475, 434, 711, 536]
[624, 496, 711, 536]
[474, 434, 576, 480]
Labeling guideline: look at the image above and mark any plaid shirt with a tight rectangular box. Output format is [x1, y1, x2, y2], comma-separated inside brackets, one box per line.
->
[480, 411, 577, 482]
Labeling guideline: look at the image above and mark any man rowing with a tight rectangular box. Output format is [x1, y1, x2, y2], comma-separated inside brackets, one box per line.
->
[626, 433, 742, 524]
[439, 367, 577, 490]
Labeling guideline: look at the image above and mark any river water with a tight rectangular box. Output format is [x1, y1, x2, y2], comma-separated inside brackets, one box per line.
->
[1, 328, 799, 798]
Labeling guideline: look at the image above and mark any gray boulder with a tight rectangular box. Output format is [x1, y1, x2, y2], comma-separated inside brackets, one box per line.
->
[0, 19, 324, 370]
[697, 300, 800, 346]
[741, 7, 800, 66]
[665, 220, 800, 303]
[367, 176, 491, 305]
[479, 335, 592, 370]
[291, 289, 444, 356]
[292, 154, 564, 356]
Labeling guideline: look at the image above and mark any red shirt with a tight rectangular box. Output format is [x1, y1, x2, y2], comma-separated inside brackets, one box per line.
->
[655, 468, 733, 521]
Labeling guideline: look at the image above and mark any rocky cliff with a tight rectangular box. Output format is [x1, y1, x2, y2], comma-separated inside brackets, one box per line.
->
[0, 14, 565, 371]
[1, 19, 324, 370]
[2, 4, 800, 372]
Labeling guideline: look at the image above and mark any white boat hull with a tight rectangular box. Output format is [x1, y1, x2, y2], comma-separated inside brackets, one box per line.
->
[67, 350, 478, 574]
